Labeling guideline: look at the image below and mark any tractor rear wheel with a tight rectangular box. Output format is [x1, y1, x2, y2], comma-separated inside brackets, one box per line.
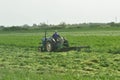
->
[46, 42, 53, 52]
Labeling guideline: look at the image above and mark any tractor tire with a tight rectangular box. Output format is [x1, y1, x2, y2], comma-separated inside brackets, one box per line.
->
[38, 46, 44, 52]
[46, 42, 53, 52]
[38, 46, 41, 52]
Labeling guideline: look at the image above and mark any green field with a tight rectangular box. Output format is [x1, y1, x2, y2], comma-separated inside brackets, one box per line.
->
[0, 28, 120, 80]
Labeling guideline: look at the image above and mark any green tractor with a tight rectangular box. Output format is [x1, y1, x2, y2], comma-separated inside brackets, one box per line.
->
[39, 31, 69, 52]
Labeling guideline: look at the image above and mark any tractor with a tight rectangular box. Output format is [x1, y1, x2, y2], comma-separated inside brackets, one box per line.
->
[38, 31, 69, 52]
[38, 31, 90, 52]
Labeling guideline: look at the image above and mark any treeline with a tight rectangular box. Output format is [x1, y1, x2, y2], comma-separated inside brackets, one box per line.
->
[0, 22, 120, 31]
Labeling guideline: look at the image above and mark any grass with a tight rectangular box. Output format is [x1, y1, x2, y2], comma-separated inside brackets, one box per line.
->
[0, 27, 120, 80]
[0, 49, 120, 80]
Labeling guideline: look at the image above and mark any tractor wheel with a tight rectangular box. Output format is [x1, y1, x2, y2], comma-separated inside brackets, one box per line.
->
[38, 46, 41, 52]
[38, 46, 44, 52]
[46, 42, 53, 52]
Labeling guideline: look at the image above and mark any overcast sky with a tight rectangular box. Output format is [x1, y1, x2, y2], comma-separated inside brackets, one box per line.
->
[0, 0, 120, 26]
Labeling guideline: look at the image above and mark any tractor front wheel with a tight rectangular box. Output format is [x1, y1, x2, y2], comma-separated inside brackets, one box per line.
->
[46, 42, 53, 52]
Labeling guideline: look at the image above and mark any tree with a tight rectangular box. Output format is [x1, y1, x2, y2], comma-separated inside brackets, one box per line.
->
[38, 22, 48, 28]
[0, 25, 4, 30]
[22, 24, 30, 28]
[32, 23, 38, 27]
[58, 22, 66, 28]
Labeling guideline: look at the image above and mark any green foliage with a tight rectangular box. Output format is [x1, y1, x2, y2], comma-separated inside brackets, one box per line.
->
[2, 26, 28, 31]
[0, 27, 120, 80]
[1, 22, 120, 32]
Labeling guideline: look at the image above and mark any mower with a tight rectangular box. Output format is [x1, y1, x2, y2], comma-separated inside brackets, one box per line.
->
[38, 31, 90, 52]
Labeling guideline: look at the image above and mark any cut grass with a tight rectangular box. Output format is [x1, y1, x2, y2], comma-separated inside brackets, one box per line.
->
[0, 28, 120, 80]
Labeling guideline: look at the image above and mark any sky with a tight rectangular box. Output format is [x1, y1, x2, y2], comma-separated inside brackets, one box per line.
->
[0, 0, 120, 26]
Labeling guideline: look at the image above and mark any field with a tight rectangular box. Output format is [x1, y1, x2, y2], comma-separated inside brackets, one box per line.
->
[0, 28, 120, 80]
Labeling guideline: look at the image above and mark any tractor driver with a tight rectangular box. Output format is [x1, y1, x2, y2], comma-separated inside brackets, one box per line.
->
[52, 31, 60, 41]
